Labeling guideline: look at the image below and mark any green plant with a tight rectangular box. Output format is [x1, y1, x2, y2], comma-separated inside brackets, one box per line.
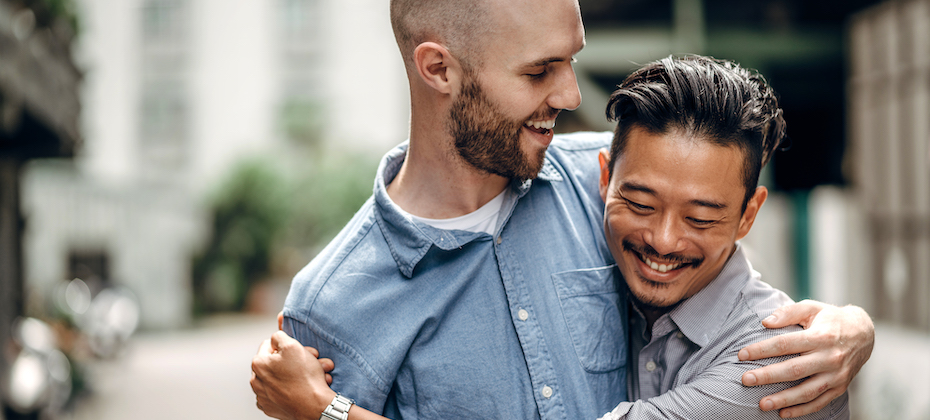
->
[191, 151, 378, 315]
[192, 160, 289, 313]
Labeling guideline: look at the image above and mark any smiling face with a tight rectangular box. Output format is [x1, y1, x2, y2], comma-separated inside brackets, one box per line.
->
[599, 125, 767, 312]
[449, 70, 554, 180]
[448, 0, 584, 180]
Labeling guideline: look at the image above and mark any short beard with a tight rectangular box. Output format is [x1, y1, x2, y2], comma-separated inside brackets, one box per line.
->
[448, 73, 546, 181]
[622, 239, 704, 309]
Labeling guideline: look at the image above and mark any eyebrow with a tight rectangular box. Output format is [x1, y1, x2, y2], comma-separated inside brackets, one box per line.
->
[523, 43, 584, 69]
[619, 181, 728, 210]
[523, 57, 566, 69]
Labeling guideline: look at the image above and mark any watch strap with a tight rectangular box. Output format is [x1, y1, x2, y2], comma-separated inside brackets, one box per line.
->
[320, 393, 354, 420]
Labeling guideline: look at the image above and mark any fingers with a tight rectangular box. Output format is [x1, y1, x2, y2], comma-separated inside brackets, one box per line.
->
[762, 300, 826, 329]
[252, 375, 268, 402]
[250, 371, 267, 400]
[277, 311, 284, 330]
[319, 358, 334, 384]
[739, 330, 813, 363]
[757, 373, 834, 410]
[306, 347, 320, 358]
[742, 350, 830, 386]
[270, 330, 296, 353]
[776, 387, 844, 418]
[756, 373, 844, 418]
[258, 338, 273, 355]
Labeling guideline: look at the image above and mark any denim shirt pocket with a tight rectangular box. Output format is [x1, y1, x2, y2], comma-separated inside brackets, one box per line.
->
[551, 265, 626, 373]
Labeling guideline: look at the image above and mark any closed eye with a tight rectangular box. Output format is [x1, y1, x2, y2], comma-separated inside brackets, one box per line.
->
[622, 197, 653, 212]
[527, 69, 547, 79]
[688, 217, 717, 227]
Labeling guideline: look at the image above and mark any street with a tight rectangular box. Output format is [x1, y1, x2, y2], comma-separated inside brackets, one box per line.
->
[72, 314, 277, 420]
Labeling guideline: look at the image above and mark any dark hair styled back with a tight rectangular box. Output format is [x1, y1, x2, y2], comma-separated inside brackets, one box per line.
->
[605, 55, 788, 210]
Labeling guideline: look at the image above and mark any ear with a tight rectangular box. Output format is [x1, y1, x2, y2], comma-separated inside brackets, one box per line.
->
[598, 148, 611, 202]
[413, 42, 462, 95]
[736, 186, 768, 240]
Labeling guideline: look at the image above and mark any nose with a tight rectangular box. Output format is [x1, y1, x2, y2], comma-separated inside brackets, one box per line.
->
[643, 213, 686, 257]
[548, 65, 582, 111]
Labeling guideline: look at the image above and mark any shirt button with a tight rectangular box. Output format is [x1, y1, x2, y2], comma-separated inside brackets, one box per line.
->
[496, 236, 502, 244]
[645, 361, 657, 372]
[541, 386, 553, 398]
[517, 309, 529, 321]
[676, 332, 685, 339]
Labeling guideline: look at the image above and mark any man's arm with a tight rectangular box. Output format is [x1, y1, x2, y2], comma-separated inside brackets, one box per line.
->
[740, 301, 874, 418]
[598, 354, 849, 420]
[600, 301, 868, 420]
[251, 331, 389, 420]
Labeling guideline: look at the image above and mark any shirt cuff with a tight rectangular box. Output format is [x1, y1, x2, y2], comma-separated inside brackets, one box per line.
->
[598, 402, 633, 420]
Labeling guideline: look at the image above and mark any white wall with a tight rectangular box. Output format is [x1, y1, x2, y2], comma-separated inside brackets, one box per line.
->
[322, 0, 410, 154]
[189, 0, 277, 192]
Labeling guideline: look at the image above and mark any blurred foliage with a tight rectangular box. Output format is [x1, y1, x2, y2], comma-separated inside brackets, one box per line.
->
[44, 0, 79, 32]
[285, 153, 377, 252]
[192, 161, 290, 314]
[280, 99, 325, 148]
[18, 0, 81, 34]
[192, 152, 377, 314]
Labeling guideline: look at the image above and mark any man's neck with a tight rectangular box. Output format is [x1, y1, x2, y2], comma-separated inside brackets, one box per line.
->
[636, 301, 677, 336]
[386, 133, 511, 219]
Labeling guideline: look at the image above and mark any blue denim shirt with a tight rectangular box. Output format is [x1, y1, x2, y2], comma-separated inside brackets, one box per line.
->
[283, 132, 627, 419]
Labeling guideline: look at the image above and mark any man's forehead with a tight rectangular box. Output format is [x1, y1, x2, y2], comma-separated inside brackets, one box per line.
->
[611, 133, 745, 207]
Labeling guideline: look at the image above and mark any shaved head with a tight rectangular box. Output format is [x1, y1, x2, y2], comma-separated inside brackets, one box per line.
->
[390, 0, 493, 70]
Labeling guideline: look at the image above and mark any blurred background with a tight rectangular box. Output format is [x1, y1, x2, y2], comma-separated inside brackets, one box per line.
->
[0, 0, 927, 419]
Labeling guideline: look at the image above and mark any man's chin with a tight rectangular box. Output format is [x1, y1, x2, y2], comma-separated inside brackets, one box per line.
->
[630, 290, 681, 313]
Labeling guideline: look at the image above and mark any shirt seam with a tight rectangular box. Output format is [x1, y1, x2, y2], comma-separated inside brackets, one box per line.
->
[307, 204, 380, 311]
[289, 313, 392, 395]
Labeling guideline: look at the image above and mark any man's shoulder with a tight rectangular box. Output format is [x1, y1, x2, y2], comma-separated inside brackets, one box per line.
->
[541, 131, 611, 187]
[284, 197, 394, 309]
[550, 131, 612, 152]
[737, 277, 795, 324]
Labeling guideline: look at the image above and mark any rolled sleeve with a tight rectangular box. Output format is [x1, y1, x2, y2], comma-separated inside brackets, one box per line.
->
[282, 314, 391, 413]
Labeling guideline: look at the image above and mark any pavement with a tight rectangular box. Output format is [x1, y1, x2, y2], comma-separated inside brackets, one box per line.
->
[71, 314, 278, 420]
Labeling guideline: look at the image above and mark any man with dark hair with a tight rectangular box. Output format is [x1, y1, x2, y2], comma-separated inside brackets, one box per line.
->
[597, 55, 847, 418]
[250, 0, 874, 418]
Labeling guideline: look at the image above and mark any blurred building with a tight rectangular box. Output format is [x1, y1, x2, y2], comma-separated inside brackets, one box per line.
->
[0, 0, 81, 413]
[844, 1, 930, 419]
[20, 0, 409, 329]
[849, 0, 930, 335]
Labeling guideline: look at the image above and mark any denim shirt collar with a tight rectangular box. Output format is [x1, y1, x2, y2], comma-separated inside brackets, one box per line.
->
[373, 141, 563, 278]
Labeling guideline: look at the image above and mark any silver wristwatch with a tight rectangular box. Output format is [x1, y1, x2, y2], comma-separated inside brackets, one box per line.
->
[320, 393, 354, 420]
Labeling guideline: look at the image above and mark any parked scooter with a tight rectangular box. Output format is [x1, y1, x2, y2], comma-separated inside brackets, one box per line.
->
[2, 317, 72, 420]
[2, 278, 140, 419]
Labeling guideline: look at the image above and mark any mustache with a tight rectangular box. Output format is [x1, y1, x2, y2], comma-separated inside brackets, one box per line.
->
[528, 107, 560, 122]
[621, 239, 704, 267]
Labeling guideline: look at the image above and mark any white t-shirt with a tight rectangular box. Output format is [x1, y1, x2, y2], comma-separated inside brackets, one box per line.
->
[409, 189, 508, 235]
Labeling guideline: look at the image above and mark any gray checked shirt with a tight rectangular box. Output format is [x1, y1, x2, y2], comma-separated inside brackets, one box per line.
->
[599, 244, 850, 419]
